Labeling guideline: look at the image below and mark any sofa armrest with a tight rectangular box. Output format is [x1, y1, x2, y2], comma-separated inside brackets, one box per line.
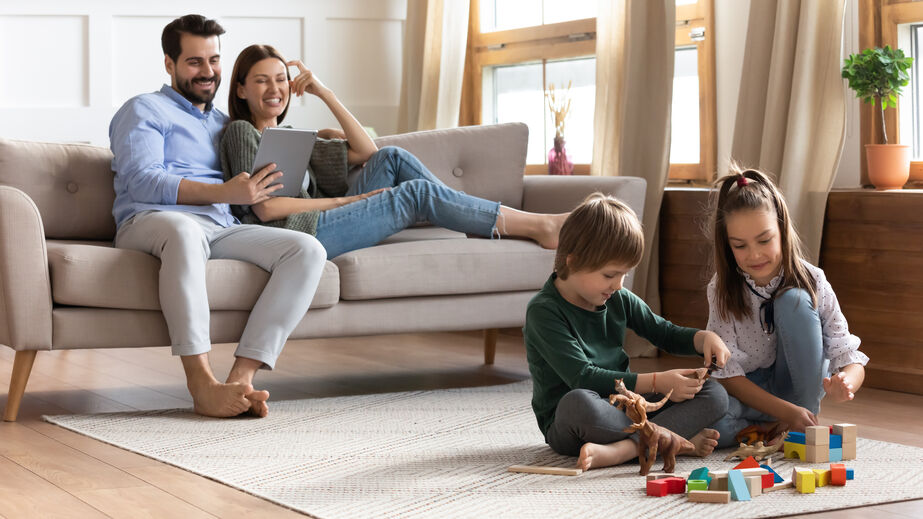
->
[521, 175, 648, 218]
[0, 186, 52, 350]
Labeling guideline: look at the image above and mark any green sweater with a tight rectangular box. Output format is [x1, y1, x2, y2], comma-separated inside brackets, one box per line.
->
[523, 273, 701, 436]
[219, 119, 351, 235]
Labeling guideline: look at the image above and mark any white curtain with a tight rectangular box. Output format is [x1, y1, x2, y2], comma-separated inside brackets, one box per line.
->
[592, 0, 676, 357]
[731, 0, 847, 262]
[398, 0, 470, 132]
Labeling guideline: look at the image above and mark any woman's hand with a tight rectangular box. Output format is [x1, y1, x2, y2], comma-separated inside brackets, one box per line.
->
[822, 371, 855, 402]
[317, 128, 347, 140]
[336, 188, 390, 207]
[288, 60, 332, 98]
[223, 163, 283, 204]
[656, 369, 705, 402]
[694, 330, 731, 369]
[783, 403, 819, 432]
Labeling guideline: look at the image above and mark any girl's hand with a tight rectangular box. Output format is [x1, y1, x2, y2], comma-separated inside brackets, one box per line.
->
[317, 128, 347, 140]
[337, 188, 390, 207]
[287, 60, 332, 98]
[657, 369, 705, 402]
[784, 403, 819, 432]
[694, 330, 731, 368]
[822, 371, 855, 402]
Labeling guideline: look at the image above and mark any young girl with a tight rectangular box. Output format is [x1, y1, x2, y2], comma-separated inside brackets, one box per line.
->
[706, 167, 869, 448]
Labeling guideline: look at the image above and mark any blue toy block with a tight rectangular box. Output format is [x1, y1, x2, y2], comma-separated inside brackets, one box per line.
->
[786, 431, 806, 444]
[846, 468, 854, 480]
[727, 469, 751, 501]
[829, 447, 843, 462]
[761, 464, 784, 484]
[830, 434, 843, 449]
[689, 467, 712, 484]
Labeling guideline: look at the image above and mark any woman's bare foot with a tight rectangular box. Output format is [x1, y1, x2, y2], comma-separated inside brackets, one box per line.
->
[686, 428, 720, 457]
[576, 438, 637, 471]
[535, 213, 570, 249]
[497, 207, 569, 249]
[189, 381, 253, 417]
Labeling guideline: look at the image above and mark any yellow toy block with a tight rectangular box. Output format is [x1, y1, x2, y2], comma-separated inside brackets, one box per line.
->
[833, 423, 857, 443]
[806, 444, 829, 463]
[842, 441, 857, 460]
[806, 425, 829, 445]
[784, 441, 806, 460]
[812, 468, 831, 487]
[795, 469, 816, 494]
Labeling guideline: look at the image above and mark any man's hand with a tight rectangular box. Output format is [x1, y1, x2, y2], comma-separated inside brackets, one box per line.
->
[823, 371, 855, 402]
[288, 60, 333, 99]
[223, 163, 284, 204]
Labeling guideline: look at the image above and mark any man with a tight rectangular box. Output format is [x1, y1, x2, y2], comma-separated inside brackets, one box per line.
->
[109, 14, 326, 418]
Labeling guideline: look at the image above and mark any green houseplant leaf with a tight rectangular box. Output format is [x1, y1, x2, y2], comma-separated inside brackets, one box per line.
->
[842, 45, 913, 144]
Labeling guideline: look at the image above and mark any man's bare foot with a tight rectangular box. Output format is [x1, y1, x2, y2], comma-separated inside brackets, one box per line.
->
[686, 428, 720, 457]
[536, 213, 569, 249]
[189, 381, 253, 417]
[243, 389, 271, 417]
[576, 438, 637, 471]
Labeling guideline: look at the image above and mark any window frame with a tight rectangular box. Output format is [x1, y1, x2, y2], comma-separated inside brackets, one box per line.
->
[460, 0, 717, 181]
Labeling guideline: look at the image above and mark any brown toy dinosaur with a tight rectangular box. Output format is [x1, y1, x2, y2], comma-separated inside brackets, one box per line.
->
[609, 379, 695, 476]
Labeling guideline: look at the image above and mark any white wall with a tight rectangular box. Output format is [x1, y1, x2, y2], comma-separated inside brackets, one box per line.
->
[0, 0, 407, 146]
[713, 0, 862, 187]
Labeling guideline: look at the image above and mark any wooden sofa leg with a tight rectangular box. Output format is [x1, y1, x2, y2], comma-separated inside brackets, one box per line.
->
[484, 329, 498, 365]
[4, 350, 37, 422]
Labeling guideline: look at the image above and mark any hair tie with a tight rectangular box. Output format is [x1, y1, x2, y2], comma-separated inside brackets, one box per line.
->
[736, 176, 749, 187]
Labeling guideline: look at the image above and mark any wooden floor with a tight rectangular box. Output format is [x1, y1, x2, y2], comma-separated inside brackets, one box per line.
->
[1, 331, 921, 518]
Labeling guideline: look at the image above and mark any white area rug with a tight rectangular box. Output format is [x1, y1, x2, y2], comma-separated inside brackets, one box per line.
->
[45, 381, 923, 519]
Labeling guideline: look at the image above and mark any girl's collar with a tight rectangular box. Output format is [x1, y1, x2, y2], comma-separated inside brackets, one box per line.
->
[739, 268, 783, 294]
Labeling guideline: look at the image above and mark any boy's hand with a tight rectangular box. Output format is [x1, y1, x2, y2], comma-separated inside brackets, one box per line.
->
[822, 371, 855, 402]
[784, 403, 819, 432]
[694, 330, 731, 369]
[659, 369, 705, 402]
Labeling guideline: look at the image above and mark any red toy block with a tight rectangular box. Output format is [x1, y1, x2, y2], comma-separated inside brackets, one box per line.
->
[830, 463, 847, 486]
[647, 479, 669, 497]
[662, 477, 686, 494]
[761, 472, 774, 488]
[733, 456, 760, 469]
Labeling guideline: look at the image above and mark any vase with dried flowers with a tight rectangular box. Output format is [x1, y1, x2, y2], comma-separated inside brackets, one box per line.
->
[546, 81, 574, 175]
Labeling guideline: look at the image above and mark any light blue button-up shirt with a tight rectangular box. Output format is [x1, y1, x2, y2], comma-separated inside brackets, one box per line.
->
[110, 84, 236, 228]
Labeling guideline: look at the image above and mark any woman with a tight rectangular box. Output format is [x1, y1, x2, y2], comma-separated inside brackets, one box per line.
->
[220, 44, 568, 259]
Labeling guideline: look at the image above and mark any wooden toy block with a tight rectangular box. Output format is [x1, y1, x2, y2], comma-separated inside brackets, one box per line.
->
[647, 479, 669, 497]
[842, 441, 856, 460]
[833, 423, 857, 443]
[795, 469, 816, 493]
[733, 456, 760, 469]
[786, 431, 806, 444]
[662, 477, 687, 494]
[829, 447, 842, 462]
[708, 476, 728, 491]
[688, 490, 731, 503]
[830, 434, 843, 449]
[737, 467, 769, 477]
[761, 472, 775, 488]
[806, 444, 829, 463]
[646, 473, 675, 481]
[846, 468, 854, 480]
[806, 425, 829, 445]
[689, 467, 711, 484]
[687, 479, 709, 491]
[727, 470, 751, 501]
[707, 469, 728, 479]
[784, 441, 806, 460]
[812, 468, 831, 487]
[761, 464, 784, 483]
[508, 465, 582, 476]
[763, 479, 793, 492]
[745, 475, 762, 497]
[830, 463, 846, 486]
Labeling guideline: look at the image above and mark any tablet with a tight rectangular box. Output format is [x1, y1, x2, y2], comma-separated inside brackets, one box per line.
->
[251, 127, 318, 197]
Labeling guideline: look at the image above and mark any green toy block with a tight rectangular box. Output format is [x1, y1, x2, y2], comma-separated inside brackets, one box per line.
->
[687, 479, 709, 491]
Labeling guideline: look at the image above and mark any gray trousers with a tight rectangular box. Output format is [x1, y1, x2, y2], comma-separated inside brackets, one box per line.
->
[115, 211, 327, 369]
[545, 378, 729, 456]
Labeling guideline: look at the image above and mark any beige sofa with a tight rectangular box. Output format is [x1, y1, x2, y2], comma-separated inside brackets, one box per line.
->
[0, 122, 646, 421]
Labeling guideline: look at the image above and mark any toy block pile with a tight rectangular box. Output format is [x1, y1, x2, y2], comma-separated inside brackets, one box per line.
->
[644, 454, 856, 503]
[783, 424, 857, 463]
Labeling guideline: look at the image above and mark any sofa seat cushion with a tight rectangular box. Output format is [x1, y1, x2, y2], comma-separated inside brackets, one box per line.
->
[47, 241, 339, 310]
[332, 237, 554, 300]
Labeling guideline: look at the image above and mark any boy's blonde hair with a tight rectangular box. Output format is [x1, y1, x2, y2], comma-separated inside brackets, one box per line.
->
[554, 193, 644, 280]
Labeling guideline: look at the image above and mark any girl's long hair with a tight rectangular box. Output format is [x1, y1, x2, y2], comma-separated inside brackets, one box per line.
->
[707, 164, 816, 321]
[227, 44, 291, 126]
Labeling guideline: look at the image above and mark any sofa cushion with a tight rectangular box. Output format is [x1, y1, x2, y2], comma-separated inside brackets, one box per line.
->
[332, 237, 554, 300]
[47, 241, 339, 310]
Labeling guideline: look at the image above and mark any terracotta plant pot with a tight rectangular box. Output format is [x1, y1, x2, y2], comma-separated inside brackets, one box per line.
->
[865, 144, 910, 190]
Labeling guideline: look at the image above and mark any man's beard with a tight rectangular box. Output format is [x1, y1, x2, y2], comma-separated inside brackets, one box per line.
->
[175, 74, 221, 106]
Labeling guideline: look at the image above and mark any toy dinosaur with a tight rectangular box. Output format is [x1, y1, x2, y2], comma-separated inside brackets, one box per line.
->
[609, 379, 695, 476]
[723, 440, 783, 462]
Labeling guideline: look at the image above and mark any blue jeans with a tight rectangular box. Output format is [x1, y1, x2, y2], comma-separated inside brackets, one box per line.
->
[713, 288, 830, 448]
[314, 146, 501, 259]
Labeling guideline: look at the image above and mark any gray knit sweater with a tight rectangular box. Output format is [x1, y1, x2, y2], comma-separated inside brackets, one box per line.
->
[219, 120, 351, 235]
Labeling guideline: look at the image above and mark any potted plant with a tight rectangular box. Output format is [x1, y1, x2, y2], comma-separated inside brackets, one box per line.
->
[842, 46, 914, 190]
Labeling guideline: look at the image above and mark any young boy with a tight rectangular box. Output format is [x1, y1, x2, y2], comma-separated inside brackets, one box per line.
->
[523, 193, 731, 470]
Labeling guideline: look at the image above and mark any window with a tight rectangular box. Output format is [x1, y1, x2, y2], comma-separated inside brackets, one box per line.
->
[461, 0, 717, 180]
